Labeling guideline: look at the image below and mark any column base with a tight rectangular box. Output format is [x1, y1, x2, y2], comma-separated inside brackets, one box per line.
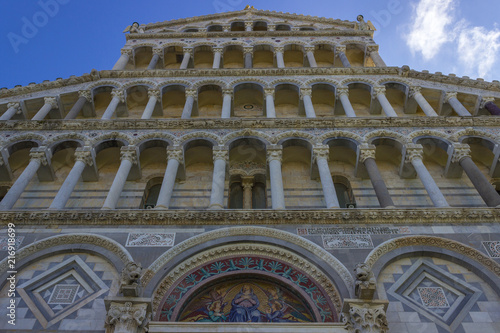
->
[208, 204, 224, 210]
[383, 206, 396, 209]
[154, 205, 168, 210]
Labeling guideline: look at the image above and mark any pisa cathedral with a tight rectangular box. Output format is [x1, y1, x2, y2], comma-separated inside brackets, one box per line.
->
[1, 6, 500, 333]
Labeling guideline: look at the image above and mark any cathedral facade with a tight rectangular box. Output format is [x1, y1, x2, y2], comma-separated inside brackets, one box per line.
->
[1, 7, 500, 333]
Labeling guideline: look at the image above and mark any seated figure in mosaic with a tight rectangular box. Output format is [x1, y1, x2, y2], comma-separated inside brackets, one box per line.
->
[228, 284, 261, 322]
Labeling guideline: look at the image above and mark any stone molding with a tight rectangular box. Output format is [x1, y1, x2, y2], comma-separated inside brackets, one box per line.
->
[151, 243, 342, 320]
[364, 235, 500, 278]
[78, 90, 92, 101]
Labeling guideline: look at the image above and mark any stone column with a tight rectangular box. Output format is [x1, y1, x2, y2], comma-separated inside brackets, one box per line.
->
[181, 89, 196, 119]
[245, 21, 253, 32]
[102, 146, 138, 210]
[241, 176, 254, 209]
[337, 87, 357, 117]
[221, 89, 232, 118]
[373, 87, 398, 117]
[305, 47, 317, 68]
[406, 145, 449, 207]
[301, 88, 316, 118]
[147, 48, 163, 70]
[212, 47, 223, 69]
[410, 86, 438, 117]
[366, 45, 386, 67]
[141, 89, 160, 119]
[105, 301, 149, 333]
[112, 49, 132, 70]
[359, 145, 395, 208]
[209, 147, 228, 209]
[155, 148, 183, 209]
[314, 145, 340, 208]
[445, 92, 471, 116]
[452, 144, 500, 207]
[336, 46, 351, 68]
[482, 97, 500, 115]
[244, 47, 253, 68]
[0, 102, 21, 121]
[0, 147, 49, 210]
[49, 148, 93, 209]
[265, 89, 276, 118]
[65, 90, 91, 120]
[102, 90, 125, 120]
[275, 47, 285, 68]
[32, 97, 58, 120]
[267, 146, 285, 209]
[180, 48, 192, 69]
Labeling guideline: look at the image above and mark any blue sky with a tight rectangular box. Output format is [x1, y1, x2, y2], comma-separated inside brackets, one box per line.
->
[1, 0, 500, 88]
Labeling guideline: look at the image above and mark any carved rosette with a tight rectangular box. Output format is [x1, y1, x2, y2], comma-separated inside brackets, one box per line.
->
[147, 89, 160, 100]
[313, 145, 330, 162]
[78, 90, 92, 102]
[451, 144, 471, 163]
[106, 302, 148, 333]
[212, 147, 228, 162]
[74, 149, 94, 166]
[336, 87, 349, 98]
[167, 148, 183, 162]
[44, 97, 58, 109]
[120, 146, 138, 164]
[111, 90, 125, 103]
[342, 302, 389, 333]
[445, 91, 458, 103]
[359, 145, 376, 163]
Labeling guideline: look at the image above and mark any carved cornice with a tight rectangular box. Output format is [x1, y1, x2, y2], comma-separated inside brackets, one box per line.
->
[0, 208, 498, 226]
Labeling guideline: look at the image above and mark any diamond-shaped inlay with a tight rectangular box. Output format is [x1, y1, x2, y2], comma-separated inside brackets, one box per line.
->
[417, 287, 450, 308]
[48, 284, 80, 304]
[482, 241, 500, 258]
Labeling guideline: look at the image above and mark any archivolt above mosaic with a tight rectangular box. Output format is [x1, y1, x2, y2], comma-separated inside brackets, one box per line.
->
[177, 279, 314, 323]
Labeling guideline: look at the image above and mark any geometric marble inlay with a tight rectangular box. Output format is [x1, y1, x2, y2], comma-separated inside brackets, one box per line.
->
[482, 241, 500, 258]
[417, 287, 450, 308]
[322, 234, 373, 249]
[126, 232, 175, 247]
[48, 284, 80, 305]
[17, 256, 109, 328]
[0, 236, 24, 251]
[387, 259, 482, 332]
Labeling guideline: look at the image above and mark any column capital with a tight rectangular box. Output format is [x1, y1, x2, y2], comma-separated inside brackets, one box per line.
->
[105, 301, 149, 333]
[264, 88, 275, 97]
[268, 24, 276, 31]
[213, 47, 223, 53]
[305, 46, 315, 53]
[451, 144, 471, 163]
[241, 176, 254, 190]
[365, 44, 379, 54]
[222, 89, 233, 96]
[152, 48, 164, 58]
[341, 300, 389, 333]
[409, 86, 422, 98]
[336, 87, 349, 99]
[167, 147, 183, 162]
[243, 46, 254, 55]
[185, 89, 197, 100]
[29, 146, 50, 166]
[335, 45, 347, 53]
[121, 48, 133, 56]
[6, 102, 21, 112]
[359, 144, 376, 163]
[372, 86, 386, 97]
[74, 147, 94, 166]
[120, 146, 138, 164]
[212, 147, 229, 162]
[481, 96, 496, 108]
[274, 46, 284, 53]
[404, 144, 424, 163]
[245, 22, 253, 29]
[111, 89, 125, 103]
[78, 90, 92, 102]
[313, 145, 330, 162]
[147, 89, 161, 99]
[300, 88, 312, 98]
[183, 47, 193, 55]
[44, 97, 58, 109]
[222, 24, 230, 32]
[445, 91, 458, 102]
[267, 145, 283, 163]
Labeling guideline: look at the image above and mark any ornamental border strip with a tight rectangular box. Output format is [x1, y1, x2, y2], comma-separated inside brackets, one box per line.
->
[0, 208, 497, 226]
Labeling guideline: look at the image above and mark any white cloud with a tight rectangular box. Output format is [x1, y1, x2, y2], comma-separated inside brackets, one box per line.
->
[457, 26, 500, 78]
[406, 0, 456, 60]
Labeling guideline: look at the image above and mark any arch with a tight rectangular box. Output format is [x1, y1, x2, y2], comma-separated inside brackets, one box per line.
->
[132, 132, 176, 146]
[193, 79, 228, 90]
[219, 40, 248, 48]
[274, 130, 315, 145]
[279, 40, 308, 47]
[229, 77, 269, 89]
[122, 79, 158, 90]
[364, 130, 408, 145]
[158, 80, 193, 90]
[407, 129, 452, 143]
[250, 41, 278, 48]
[449, 128, 498, 143]
[87, 80, 122, 91]
[44, 133, 88, 146]
[190, 41, 217, 48]
[132, 42, 158, 49]
[310, 40, 337, 47]
[318, 131, 363, 146]
[222, 130, 273, 147]
[339, 77, 376, 88]
[377, 77, 411, 88]
[178, 131, 221, 147]
[269, 78, 305, 89]
[2, 133, 46, 149]
[90, 131, 132, 147]
[160, 41, 189, 49]
[304, 78, 339, 88]
[339, 40, 367, 47]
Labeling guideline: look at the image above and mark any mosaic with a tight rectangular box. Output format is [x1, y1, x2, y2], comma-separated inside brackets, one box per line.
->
[297, 226, 410, 236]
[48, 284, 80, 305]
[159, 256, 336, 322]
[178, 280, 314, 323]
[482, 241, 500, 258]
[322, 235, 373, 249]
[126, 233, 175, 247]
[417, 287, 450, 308]
[0, 236, 24, 251]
